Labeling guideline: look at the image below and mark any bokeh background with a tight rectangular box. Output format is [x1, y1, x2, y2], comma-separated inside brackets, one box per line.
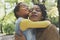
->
[0, 0, 59, 35]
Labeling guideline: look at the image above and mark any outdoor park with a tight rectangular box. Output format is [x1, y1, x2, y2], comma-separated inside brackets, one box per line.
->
[0, 0, 59, 40]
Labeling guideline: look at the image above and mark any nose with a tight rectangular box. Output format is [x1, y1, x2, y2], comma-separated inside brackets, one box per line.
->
[32, 10, 37, 14]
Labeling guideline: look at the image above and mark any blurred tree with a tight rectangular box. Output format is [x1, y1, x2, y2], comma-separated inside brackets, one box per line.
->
[0, 0, 6, 33]
[2, 12, 16, 34]
[57, 0, 60, 33]
[32, 0, 46, 4]
[0, 0, 16, 34]
[0, 0, 59, 34]
[47, 7, 59, 27]
[4, 23, 15, 35]
[32, 0, 39, 4]
[45, 0, 56, 11]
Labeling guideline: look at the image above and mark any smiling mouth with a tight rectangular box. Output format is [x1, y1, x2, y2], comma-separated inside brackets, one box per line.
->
[31, 15, 38, 18]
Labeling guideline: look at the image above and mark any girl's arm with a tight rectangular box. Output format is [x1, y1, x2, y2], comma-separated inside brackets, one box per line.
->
[20, 19, 51, 31]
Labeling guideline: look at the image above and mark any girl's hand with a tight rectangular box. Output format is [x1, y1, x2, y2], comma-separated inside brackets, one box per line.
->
[15, 31, 26, 40]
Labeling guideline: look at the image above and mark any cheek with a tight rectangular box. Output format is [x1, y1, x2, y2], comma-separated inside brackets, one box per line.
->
[20, 10, 25, 14]
[38, 12, 42, 18]
[29, 13, 31, 17]
[23, 10, 29, 14]
[17, 11, 24, 17]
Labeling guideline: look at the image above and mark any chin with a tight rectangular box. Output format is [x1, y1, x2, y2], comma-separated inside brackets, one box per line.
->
[29, 17, 40, 21]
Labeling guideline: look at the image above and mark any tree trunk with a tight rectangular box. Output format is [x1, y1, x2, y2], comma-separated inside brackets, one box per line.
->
[57, 0, 60, 33]
[0, 23, 3, 33]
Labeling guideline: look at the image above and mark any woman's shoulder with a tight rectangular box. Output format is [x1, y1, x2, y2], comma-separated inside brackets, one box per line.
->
[46, 24, 59, 32]
[48, 24, 57, 29]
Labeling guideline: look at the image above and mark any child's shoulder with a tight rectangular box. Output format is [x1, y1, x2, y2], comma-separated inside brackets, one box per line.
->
[16, 17, 23, 23]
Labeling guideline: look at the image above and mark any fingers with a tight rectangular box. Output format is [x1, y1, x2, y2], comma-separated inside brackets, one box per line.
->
[15, 34, 26, 40]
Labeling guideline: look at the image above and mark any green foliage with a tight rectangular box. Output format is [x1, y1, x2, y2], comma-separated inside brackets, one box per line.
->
[1, 12, 16, 34]
[32, 0, 39, 4]
[5, 0, 16, 2]
[24, 0, 31, 4]
[47, 7, 59, 27]
[3, 23, 15, 35]
[44, 0, 59, 27]
[0, 0, 59, 34]
[49, 16, 59, 27]
[45, 0, 57, 11]
[23, 0, 33, 8]
[3, 12, 16, 35]
[0, 0, 16, 34]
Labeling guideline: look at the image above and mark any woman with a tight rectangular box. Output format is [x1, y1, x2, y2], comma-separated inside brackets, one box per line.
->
[29, 4, 59, 40]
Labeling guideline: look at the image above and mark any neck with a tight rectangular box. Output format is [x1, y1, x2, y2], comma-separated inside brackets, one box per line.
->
[30, 19, 39, 22]
[23, 15, 28, 19]
[23, 17, 28, 19]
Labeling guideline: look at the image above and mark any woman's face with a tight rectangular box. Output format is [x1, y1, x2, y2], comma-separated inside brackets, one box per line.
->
[17, 3, 29, 18]
[29, 5, 43, 21]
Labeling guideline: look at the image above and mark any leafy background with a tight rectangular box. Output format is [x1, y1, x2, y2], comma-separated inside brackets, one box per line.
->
[0, 0, 59, 35]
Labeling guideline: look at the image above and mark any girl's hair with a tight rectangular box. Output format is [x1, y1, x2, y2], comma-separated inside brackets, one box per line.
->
[35, 4, 48, 20]
[14, 2, 23, 18]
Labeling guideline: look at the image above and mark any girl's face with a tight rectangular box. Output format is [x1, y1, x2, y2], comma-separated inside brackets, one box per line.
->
[17, 3, 29, 18]
[29, 5, 43, 21]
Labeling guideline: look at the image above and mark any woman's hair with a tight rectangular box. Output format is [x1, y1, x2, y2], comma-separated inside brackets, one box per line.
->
[14, 2, 23, 18]
[35, 4, 47, 20]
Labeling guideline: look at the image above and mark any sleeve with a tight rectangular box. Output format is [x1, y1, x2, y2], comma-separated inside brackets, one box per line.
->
[41, 24, 59, 40]
[15, 17, 23, 36]
[36, 24, 59, 40]
[29, 20, 51, 28]
[20, 19, 51, 31]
